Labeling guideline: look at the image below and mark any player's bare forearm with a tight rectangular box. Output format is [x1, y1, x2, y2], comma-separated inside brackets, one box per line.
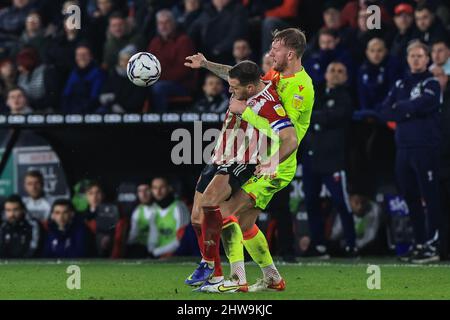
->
[201, 60, 232, 81]
[277, 127, 298, 163]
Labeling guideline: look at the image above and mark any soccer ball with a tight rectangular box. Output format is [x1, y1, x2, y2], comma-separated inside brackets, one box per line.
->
[127, 52, 161, 87]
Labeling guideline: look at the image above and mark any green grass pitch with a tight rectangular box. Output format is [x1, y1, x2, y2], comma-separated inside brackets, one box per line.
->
[0, 258, 449, 300]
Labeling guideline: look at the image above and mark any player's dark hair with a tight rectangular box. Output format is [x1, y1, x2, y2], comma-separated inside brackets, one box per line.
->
[4, 194, 26, 211]
[228, 60, 261, 86]
[51, 198, 75, 213]
[272, 28, 307, 58]
[25, 170, 44, 185]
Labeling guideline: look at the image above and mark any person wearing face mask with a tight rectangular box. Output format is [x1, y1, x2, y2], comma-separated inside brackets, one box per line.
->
[147, 177, 190, 258]
[301, 62, 357, 258]
[380, 40, 442, 264]
[99, 45, 147, 113]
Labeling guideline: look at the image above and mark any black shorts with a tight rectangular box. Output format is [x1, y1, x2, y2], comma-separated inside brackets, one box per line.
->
[196, 163, 256, 196]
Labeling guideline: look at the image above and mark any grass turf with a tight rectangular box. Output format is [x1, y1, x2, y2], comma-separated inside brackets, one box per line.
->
[0, 258, 449, 300]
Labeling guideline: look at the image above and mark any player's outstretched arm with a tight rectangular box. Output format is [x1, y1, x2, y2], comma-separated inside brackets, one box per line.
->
[184, 53, 232, 81]
[229, 98, 278, 140]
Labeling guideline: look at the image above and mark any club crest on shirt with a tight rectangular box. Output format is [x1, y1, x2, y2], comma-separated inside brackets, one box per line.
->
[273, 104, 286, 117]
[293, 94, 304, 109]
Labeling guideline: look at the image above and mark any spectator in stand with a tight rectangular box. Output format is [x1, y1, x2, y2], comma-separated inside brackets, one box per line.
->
[62, 44, 105, 114]
[430, 39, 450, 76]
[82, 181, 123, 258]
[45, 16, 82, 84]
[83, 181, 104, 232]
[261, 51, 273, 74]
[102, 11, 144, 72]
[188, 0, 248, 64]
[356, 38, 402, 119]
[148, 177, 190, 258]
[5, 87, 33, 114]
[301, 62, 356, 258]
[173, 0, 203, 32]
[0, 0, 35, 39]
[36, 0, 73, 31]
[16, 47, 59, 112]
[148, 9, 195, 112]
[14, 11, 50, 61]
[304, 28, 353, 87]
[390, 3, 416, 66]
[88, 0, 116, 63]
[350, 7, 394, 67]
[306, 1, 354, 59]
[127, 182, 153, 257]
[412, 3, 448, 46]
[261, 0, 300, 53]
[232, 38, 252, 64]
[193, 73, 228, 113]
[340, 0, 391, 29]
[0, 194, 40, 258]
[380, 41, 442, 263]
[44, 199, 87, 258]
[100, 45, 147, 113]
[0, 59, 17, 107]
[22, 170, 52, 224]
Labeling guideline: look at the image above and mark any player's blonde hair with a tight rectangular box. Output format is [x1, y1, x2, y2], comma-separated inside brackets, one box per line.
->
[272, 28, 307, 58]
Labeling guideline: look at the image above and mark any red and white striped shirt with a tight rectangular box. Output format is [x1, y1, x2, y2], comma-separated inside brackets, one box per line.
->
[212, 81, 293, 164]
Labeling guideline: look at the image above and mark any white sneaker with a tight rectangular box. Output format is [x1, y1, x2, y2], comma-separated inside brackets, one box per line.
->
[248, 278, 286, 292]
[199, 279, 248, 293]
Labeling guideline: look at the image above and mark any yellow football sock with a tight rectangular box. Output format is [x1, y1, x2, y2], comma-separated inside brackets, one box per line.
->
[243, 225, 273, 268]
[221, 220, 244, 264]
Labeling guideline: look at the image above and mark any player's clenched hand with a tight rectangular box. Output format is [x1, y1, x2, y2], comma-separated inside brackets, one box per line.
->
[229, 97, 247, 114]
[184, 53, 207, 69]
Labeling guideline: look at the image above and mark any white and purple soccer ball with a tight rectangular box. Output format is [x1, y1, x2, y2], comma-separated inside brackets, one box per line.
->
[127, 52, 161, 87]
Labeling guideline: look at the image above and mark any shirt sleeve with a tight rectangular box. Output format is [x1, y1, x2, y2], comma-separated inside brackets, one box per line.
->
[241, 100, 293, 140]
[258, 100, 293, 133]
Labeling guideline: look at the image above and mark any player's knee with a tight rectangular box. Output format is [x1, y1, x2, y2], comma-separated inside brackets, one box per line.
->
[201, 189, 223, 207]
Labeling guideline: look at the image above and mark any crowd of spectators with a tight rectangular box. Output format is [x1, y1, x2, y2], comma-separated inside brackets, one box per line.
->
[0, 171, 194, 258]
[1, 0, 446, 115]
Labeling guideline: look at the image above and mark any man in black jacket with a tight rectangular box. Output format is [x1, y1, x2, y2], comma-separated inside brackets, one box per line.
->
[380, 40, 442, 263]
[302, 61, 356, 258]
[0, 194, 40, 258]
[412, 3, 448, 46]
[188, 0, 248, 64]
